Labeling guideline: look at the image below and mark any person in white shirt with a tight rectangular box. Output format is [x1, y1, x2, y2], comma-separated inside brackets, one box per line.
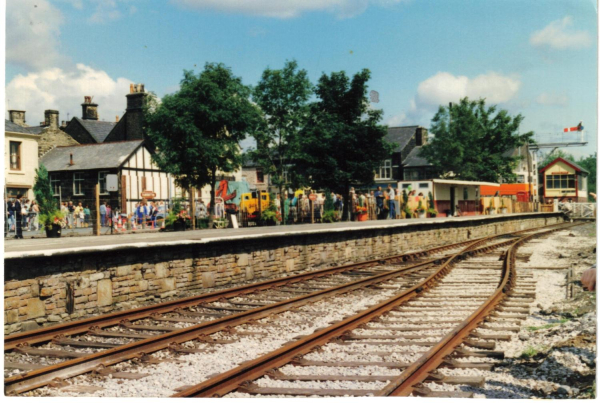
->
[387, 184, 396, 219]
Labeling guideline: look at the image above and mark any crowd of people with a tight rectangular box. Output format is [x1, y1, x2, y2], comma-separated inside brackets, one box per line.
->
[6, 197, 40, 234]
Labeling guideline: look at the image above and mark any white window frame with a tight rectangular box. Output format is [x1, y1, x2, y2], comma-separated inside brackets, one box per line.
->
[50, 174, 61, 196]
[73, 172, 85, 195]
[376, 159, 392, 180]
[98, 171, 109, 195]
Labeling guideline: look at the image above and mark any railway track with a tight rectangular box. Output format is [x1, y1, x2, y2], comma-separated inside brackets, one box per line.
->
[4, 223, 572, 396]
[170, 223, 579, 398]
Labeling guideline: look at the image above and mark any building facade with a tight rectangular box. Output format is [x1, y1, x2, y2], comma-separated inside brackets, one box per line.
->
[5, 120, 40, 200]
[480, 146, 538, 202]
[40, 141, 175, 215]
[539, 157, 588, 203]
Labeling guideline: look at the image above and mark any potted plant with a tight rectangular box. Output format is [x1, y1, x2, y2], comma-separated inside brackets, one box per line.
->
[33, 165, 65, 238]
[322, 210, 338, 223]
[487, 198, 496, 215]
[426, 192, 438, 217]
[259, 199, 280, 226]
[415, 200, 426, 218]
[500, 198, 508, 214]
[355, 204, 368, 221]
[165, 198, 190, 231]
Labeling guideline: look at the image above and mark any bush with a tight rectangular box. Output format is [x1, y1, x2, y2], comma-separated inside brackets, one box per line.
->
[322, 210, 338, 223]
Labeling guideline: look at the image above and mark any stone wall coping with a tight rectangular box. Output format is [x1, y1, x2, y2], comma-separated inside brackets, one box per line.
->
[4, 212, 562, 260]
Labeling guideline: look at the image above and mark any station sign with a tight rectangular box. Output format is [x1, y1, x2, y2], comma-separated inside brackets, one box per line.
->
[309, 194, 317, 201]
[141, 190, 156, 199]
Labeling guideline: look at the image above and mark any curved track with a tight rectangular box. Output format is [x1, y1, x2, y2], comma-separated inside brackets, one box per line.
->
[172, 223, 577, 398]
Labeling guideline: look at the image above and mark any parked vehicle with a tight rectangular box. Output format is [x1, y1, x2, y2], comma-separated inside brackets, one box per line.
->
[240, 191, 270, 224]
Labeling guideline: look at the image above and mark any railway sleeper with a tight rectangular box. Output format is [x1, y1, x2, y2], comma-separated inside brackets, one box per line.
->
[14, 347, 88, 359]
[93, 367, 150, 380]
[441, 359, 494, 371]
[238, 382, 379, 397]
[51, 337, 122, 349]
[291, 358, 409, 368]
[413, 386, 474, 398]
[454, 347, 504, 359]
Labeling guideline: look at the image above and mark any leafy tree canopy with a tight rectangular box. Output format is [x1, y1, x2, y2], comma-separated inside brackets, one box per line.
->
[249, 60, 312, 196]
[33, 164, 57, 215]
[539, 149, 575, 169]
[295, 69, 394, 220]
[144, 63, 260, 220]
[420, 97, 534, 183]
[577, 153, 596, 201]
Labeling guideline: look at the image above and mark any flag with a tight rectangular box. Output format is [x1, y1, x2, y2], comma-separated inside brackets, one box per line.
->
[564, 121, 584, 132]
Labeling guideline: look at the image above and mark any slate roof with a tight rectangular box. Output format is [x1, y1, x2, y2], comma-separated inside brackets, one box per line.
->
[72, 117, 117, 143]
[5, 120, 42, 135]
[403, 146, 432, 168]
[386, 126, 419, 153]
[41, 140, 143, 171]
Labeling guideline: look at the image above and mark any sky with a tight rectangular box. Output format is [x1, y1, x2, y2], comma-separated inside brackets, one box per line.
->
[4, 0, 598, 158]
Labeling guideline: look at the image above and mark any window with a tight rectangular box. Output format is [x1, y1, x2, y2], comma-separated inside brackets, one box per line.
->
[578, 175, 586, 191]
[546, 174, 575, 189]
[50, 175, 60, 196]
[9, 141, 21, 170]
[256, 168, 264, 184]
[376, 160, 392, 179]
[73, 172, 85, 195]
[98, 171, 109, 194]
[402, 184, 410, 189]
[418, 183, 429, 189]
[463, 188, 469, 200]
[517, 175, 525, 183]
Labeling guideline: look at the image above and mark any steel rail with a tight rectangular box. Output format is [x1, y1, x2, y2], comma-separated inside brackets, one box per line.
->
[171, 223, 576, 398]
[377, 223, 579, 396]
[4, 243, 469, 395]
[170, 230, 527, 397]
[4, 239, 473, 351]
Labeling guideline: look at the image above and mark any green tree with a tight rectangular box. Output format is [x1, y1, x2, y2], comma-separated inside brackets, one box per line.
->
[577, 153, 596, 201]
[33, 164, 60, 230]
[295, 69, 394, 221]
[539, 149, 575, 169]
[250, 60, 312, 208]
[145, 63, 260, 227]
[420, 97, 534, 182]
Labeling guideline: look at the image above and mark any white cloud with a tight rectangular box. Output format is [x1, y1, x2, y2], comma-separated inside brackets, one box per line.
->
[6, 0, 65, 70]
[415, 72, 521, 107]
[171, 0, 406, 19]
[6, 64, 134, 127]
[530, 16, 592, 50]
[536, 92, 569, 106]
[394, 72, 521, 125]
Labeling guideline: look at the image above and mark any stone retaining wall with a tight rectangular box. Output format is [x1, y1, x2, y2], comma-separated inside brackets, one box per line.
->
[4, 214, 563, 334]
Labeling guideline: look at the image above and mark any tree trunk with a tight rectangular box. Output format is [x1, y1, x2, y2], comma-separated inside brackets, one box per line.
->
[208, 169, 216, 229]
[279, 184, 285, 226]
[342, 183, 350, 222]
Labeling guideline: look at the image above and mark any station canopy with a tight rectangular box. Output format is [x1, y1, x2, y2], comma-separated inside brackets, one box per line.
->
[430, 179, 500, 187]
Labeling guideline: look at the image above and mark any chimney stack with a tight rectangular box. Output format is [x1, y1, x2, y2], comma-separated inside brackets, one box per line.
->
[8, 110, 26, 126]
[69, 153, 74, 166]
[416, 127, 428, 146]
[81, 96, 99, 120]
[44, 110, 60, 130]
[125, 83, 146, 141]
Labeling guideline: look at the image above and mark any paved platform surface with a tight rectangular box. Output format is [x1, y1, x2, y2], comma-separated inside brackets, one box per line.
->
[4, 213, 557, 259]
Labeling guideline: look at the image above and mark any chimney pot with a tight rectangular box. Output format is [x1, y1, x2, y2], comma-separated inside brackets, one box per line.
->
[69, 153, 74, 166]
[116, 115, 119, 122]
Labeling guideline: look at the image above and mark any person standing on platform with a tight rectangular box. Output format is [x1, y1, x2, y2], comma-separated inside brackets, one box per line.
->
[84, 205, 91, 227]
[387, 184, 396, 219]
[379, 190, 390, 220]
[100, 202, 107, 227]
[14, 194, 23, 239]
[374, 186, 383, 218]
[67, 201, 75, 229]
[29, 200, 40, 231]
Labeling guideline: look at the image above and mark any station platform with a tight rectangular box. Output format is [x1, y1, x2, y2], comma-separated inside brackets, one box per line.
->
[4, 213, 561, 259]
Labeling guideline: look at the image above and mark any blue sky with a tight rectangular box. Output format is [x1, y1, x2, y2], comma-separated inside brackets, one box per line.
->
[5, 0, 598, 158]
